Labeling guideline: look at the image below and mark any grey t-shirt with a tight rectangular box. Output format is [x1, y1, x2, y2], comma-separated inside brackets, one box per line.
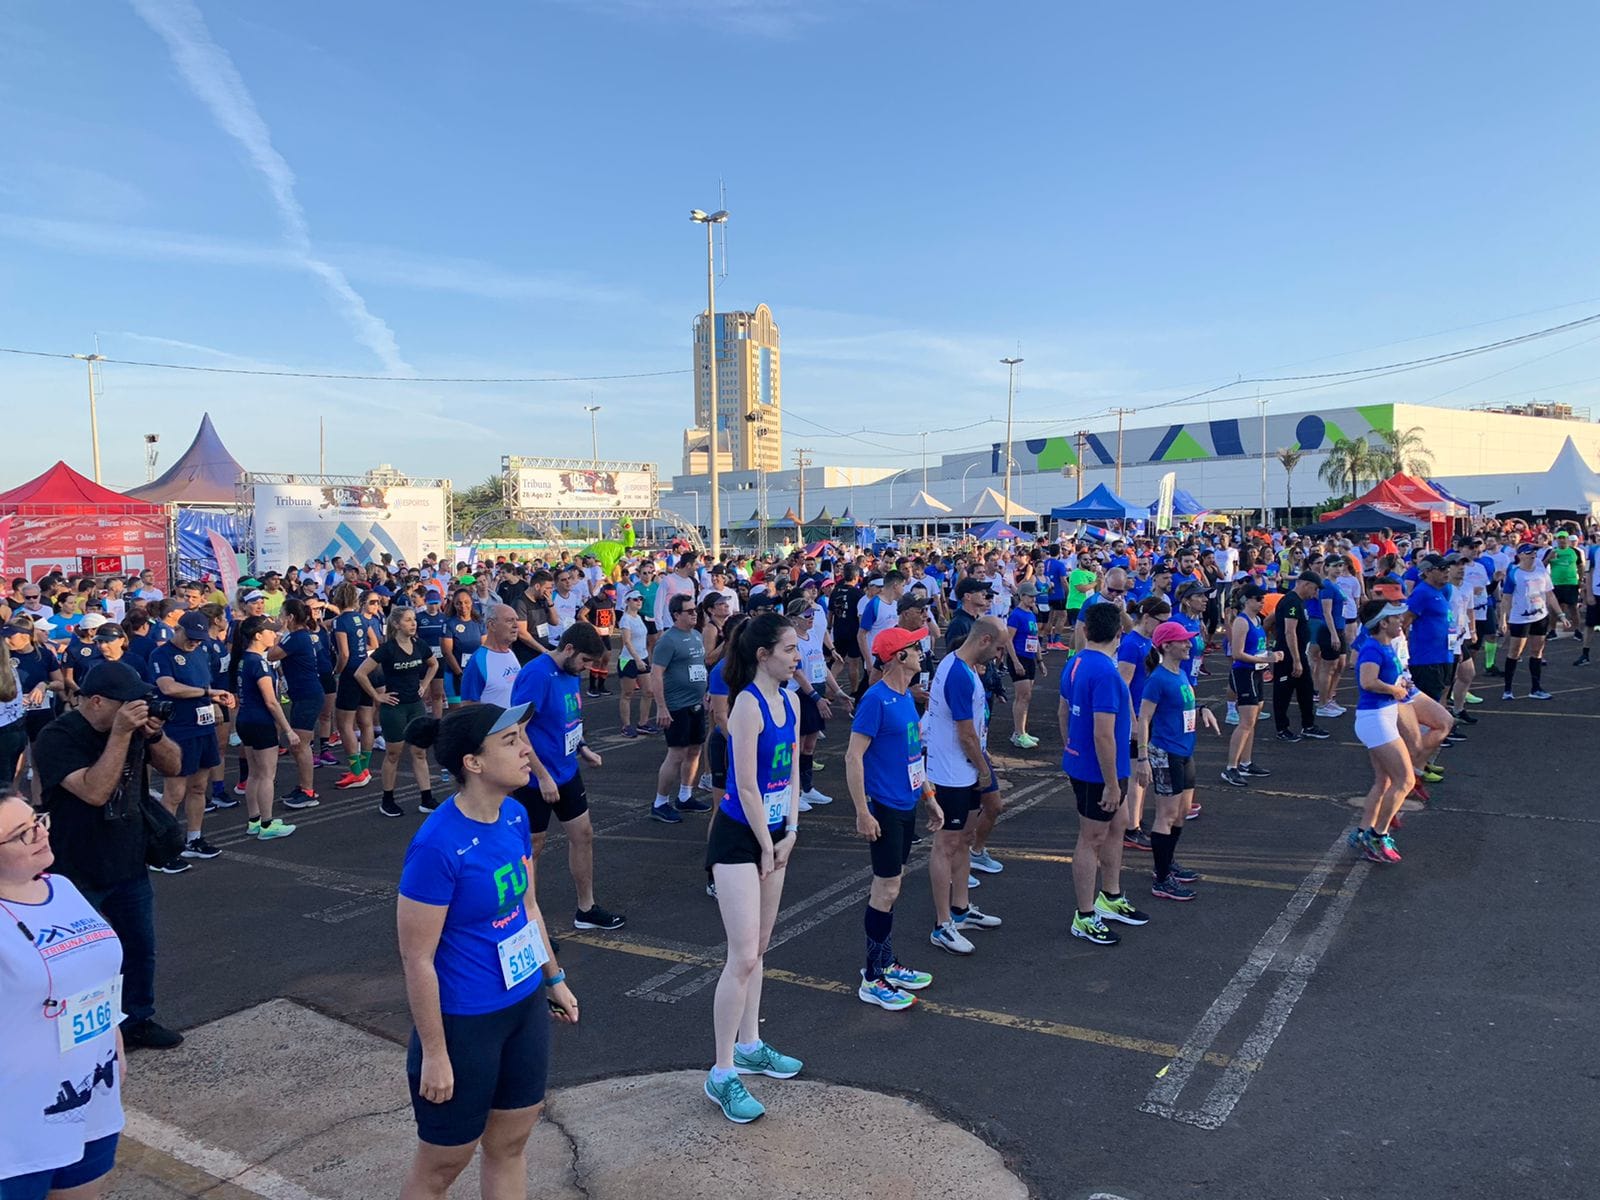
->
[653, 627, 708, 711]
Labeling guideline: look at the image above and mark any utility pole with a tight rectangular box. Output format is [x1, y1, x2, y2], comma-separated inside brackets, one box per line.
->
[1258, 392, 1268, 529]
[1111, 407, 1134, 495]
[794, 447, 813, 538]
[1001, 357, 1023, 521]
[1076, 430, 1088, 499]
[71, 353, 105, 483]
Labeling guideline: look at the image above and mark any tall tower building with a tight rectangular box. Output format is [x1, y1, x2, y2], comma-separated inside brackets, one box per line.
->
[684, 303, 782, 475]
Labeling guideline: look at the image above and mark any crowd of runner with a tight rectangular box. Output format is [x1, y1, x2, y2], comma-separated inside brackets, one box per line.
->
[6, 515, 1595, 1196]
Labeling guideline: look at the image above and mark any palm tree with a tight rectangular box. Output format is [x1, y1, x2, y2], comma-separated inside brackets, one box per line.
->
[1276, 446, 1304, 522]
[1318, 437, 1375, 498]
[1373, 426, 1435, 477]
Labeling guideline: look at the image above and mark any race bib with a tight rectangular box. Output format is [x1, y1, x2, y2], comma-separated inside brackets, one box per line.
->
[1183, 708, 1196, 733]
[764, 782, 790, 827]
[23, 693, 48, 712]
[688, 664, 708, 683]
[59, 976, 122, 1054]
[196, 706, 216, 727]
[495, 921, 549, 990]
[1024, 635, 1040, 655]
[908, 757, 926, 792]
[808, 661, 826, 684]
[563, 723, 584, 756]
[536, 623, 551, 639]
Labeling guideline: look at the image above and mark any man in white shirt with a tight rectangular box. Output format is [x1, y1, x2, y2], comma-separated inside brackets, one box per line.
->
[550, 569, 585, 638]
[654, 550, 700, 631]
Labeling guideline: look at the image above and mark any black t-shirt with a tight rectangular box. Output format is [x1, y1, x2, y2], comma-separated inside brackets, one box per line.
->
[512, 592, 556, 665]
[35, 711, 148, 892]
[496, 578, 523, 607]
[832, 585, 863, 636]
[1274, 592, 1310, 654]
[945, 609, 977, 652]
[370, 637, 433, 704]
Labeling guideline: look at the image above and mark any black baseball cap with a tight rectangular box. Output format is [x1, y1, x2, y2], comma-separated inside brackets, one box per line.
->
[955, 578, 994, 598]
[896, 594, 930, 613]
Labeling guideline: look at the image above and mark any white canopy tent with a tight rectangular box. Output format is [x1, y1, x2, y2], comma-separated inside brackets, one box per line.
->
[900, 490, 954, 519]
[1472, 437, 1600, 518]
[969, 487, 1038, 520]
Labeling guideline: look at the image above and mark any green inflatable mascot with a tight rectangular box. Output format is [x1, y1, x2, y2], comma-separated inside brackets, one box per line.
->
[580, 517, 637, 581]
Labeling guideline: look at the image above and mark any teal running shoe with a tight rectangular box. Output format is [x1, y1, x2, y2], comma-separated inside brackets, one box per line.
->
[704, 1072, 765, 1123]
[733, 1041, 802, 1079]
[858, 973, 916, 1011]
[256, 819, 296, 840]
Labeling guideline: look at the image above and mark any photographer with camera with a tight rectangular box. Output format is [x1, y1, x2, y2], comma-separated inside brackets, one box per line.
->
[34, 660, 187, 1050]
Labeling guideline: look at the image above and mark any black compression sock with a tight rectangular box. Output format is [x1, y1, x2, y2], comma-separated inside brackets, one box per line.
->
[420, 789, 434, 806]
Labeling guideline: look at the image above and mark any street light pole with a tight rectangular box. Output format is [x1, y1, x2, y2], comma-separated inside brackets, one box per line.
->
[920, 430, 930, 544]
[72, 353, 104, 483]
[962, 461, 980, 502]
[584, 403, 602, 537]
[1000, 357, 1022, 522]
[691, 208, 729, 562]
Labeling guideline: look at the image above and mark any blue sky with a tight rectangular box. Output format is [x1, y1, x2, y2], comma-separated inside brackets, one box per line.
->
[3, 0, 1598, 490]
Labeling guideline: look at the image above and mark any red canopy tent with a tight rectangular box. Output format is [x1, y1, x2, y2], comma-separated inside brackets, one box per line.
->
[1321, 474, 1461, 550]
[0, 462, 170, 581]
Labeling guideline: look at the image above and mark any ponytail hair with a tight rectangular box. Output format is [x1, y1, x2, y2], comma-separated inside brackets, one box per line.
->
[723, 610, 792, 698]
[330, 582, 361, 612]
[282, 597, 313, 630]
[228, 615, 272, 692]
[1145, 646, 1162, 673]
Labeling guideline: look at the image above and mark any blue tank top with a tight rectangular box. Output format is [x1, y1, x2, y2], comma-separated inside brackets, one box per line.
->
[1232, 614, 1266, 664]
[718, 685, 795, 831]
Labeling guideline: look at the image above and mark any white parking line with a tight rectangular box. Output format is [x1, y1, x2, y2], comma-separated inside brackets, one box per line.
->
[124, 1107, 335, 1200]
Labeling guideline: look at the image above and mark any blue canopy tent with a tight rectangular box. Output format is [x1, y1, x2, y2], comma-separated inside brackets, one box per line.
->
[969, 519, 1024, 541]
[1051, 484, 1143, 523]
[1146, 488, 1208, 517]
[1425, 479, 1481, 517]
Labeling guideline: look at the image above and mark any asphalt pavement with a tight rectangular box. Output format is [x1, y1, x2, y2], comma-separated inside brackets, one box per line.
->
[134, 637, 1598, 1199]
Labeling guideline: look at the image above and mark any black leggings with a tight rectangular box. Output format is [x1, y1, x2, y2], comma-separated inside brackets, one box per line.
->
[1273, 665, 1316, 732]
[708, 726, 728, 789]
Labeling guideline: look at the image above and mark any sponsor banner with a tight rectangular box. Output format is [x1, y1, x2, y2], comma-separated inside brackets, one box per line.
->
[1155, 471, 1177, 532]
[208, 529, 243, 599]
[5, 513, 167, 582]
[252, 484, 447, 573]
[513, 466, 653, 512]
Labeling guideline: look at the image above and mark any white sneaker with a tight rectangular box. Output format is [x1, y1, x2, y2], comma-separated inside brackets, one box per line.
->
[798, 797, 813, 812]
[1315, 703, 1343, 718]
[799, 787, 832, 806]
[698, 773, 713, 791]
[930, 920, 974, 955]
[954, 905, 1002, 930]
[374, 735, 388, 751]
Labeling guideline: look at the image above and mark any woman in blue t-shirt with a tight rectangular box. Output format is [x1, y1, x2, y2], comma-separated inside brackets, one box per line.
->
[397, 703, 576, 1193]
[1135, 621, 1221, 901]
[1352, 600, 1412, 865]
[702, 610, 805, 1125]
[270, 598, 329, 807]
[1116, 596, 1169, 852]
[439, 588, 485, 708]
[227, 615, 299, 840]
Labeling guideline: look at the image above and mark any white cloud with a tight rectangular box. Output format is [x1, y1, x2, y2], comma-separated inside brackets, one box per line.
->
[129, 0, 412, 374]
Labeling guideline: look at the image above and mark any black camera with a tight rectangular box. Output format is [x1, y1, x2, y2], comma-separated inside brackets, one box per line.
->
[145, 697, 175, 722]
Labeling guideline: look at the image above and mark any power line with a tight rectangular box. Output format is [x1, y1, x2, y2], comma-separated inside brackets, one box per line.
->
[0, 345, 690, 384]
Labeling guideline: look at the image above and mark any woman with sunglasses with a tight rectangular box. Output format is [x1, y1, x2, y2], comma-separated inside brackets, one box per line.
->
[0, 794, 126, 1199]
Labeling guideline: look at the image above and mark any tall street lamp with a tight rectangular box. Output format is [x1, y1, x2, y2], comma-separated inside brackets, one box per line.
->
[72, 352, 105, 483]
[584, 403, 603, 537]
[691, 207, 729, 560]
[1000, 357, 1023, 522]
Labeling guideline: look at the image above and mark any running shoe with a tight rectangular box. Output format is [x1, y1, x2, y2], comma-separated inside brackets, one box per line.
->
[621, 725, 638, 738]
[336, 770, 372, 790]
[704, 1072, 765, 1124]
[1389, 812, 1404, 830]
[1502, 690, 1516, 701]
[1455, 710, 1479, 725]
[180, 837, 220, 860]
[799, 788, 833, 806]
[1426, 761, 1447, 775]
[1378, 834, 1402, 863]
[1151, 875, 1197, 901]
[858, 973, 916, 1011]
[1219, 766, 1247, 788]
[208, 788, 240, 810]
[1123, 828, 1153, 851]
[1464, 692, 1483, 705]
[232, 782, 247, 796]
[637, 721, 661, 734]
[651, 802, 684, 823]
[1240, 762, 1271, 777]
[378, 796, 404, 818]
[281, 788, 320, 810]
[1575, 653, 1590, 667]
[1419, 766, 1444, 784]
[150, 854, 191, 875]
[733, 1040, 803, 1078]
[706, 881, 717, 899]
[1529, 689, 1553, 700]
[953, 905, 1002, 930]
[256, 819, 296, 840]
[969, 848, 1004, 874]
[1168, 861, 1200, 882]
[1095, 892, 1151, 926]
[202, 796, 225, 814]
[374, 736, 387, 751]
[967, 873, 981, 889]
[1009, 732, 1040, 749]
[418, 796, 438, 813]
[882, 962, 932, 991]
[574, 905, 625, 931]
[1275, 729, 1302, 742]
[674, 796, 712, 813]
[1441, 732, 1466, 746]
[1410, 780, 1431, 803]
[930, 920, 975, 955]
[246, 819, 261, 837]
[1300, 725, 1332, 739]
[313, 751, 340, 769]
[1186, 803, 1202, 820]
[1347, 827, 1364, 850]
[1070, 912, 1120, 946]
[797, 797, 813, 813]
[1315, 703, 1344, 718]
[698, 773, 713, 790]
[1225, 708, 1240, 726]
[227, 731, 241, 748]
[1360, 831, 1387, 863]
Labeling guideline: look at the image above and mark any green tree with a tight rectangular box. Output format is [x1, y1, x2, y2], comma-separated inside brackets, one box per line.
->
[1275, 446, 1304, 522]
[1373, 426, 1435, 477]
[1318, 436, 1376, 498]
[451, 474, 518, 539]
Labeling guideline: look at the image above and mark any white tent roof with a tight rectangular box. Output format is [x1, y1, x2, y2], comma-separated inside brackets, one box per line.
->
[901, 490, 954, 518]
[970, 487, 1037, 519]
[1480, 437, 1600, 517]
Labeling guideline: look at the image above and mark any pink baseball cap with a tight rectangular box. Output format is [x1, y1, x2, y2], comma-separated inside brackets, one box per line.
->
[1151, 620, 1195, 648]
